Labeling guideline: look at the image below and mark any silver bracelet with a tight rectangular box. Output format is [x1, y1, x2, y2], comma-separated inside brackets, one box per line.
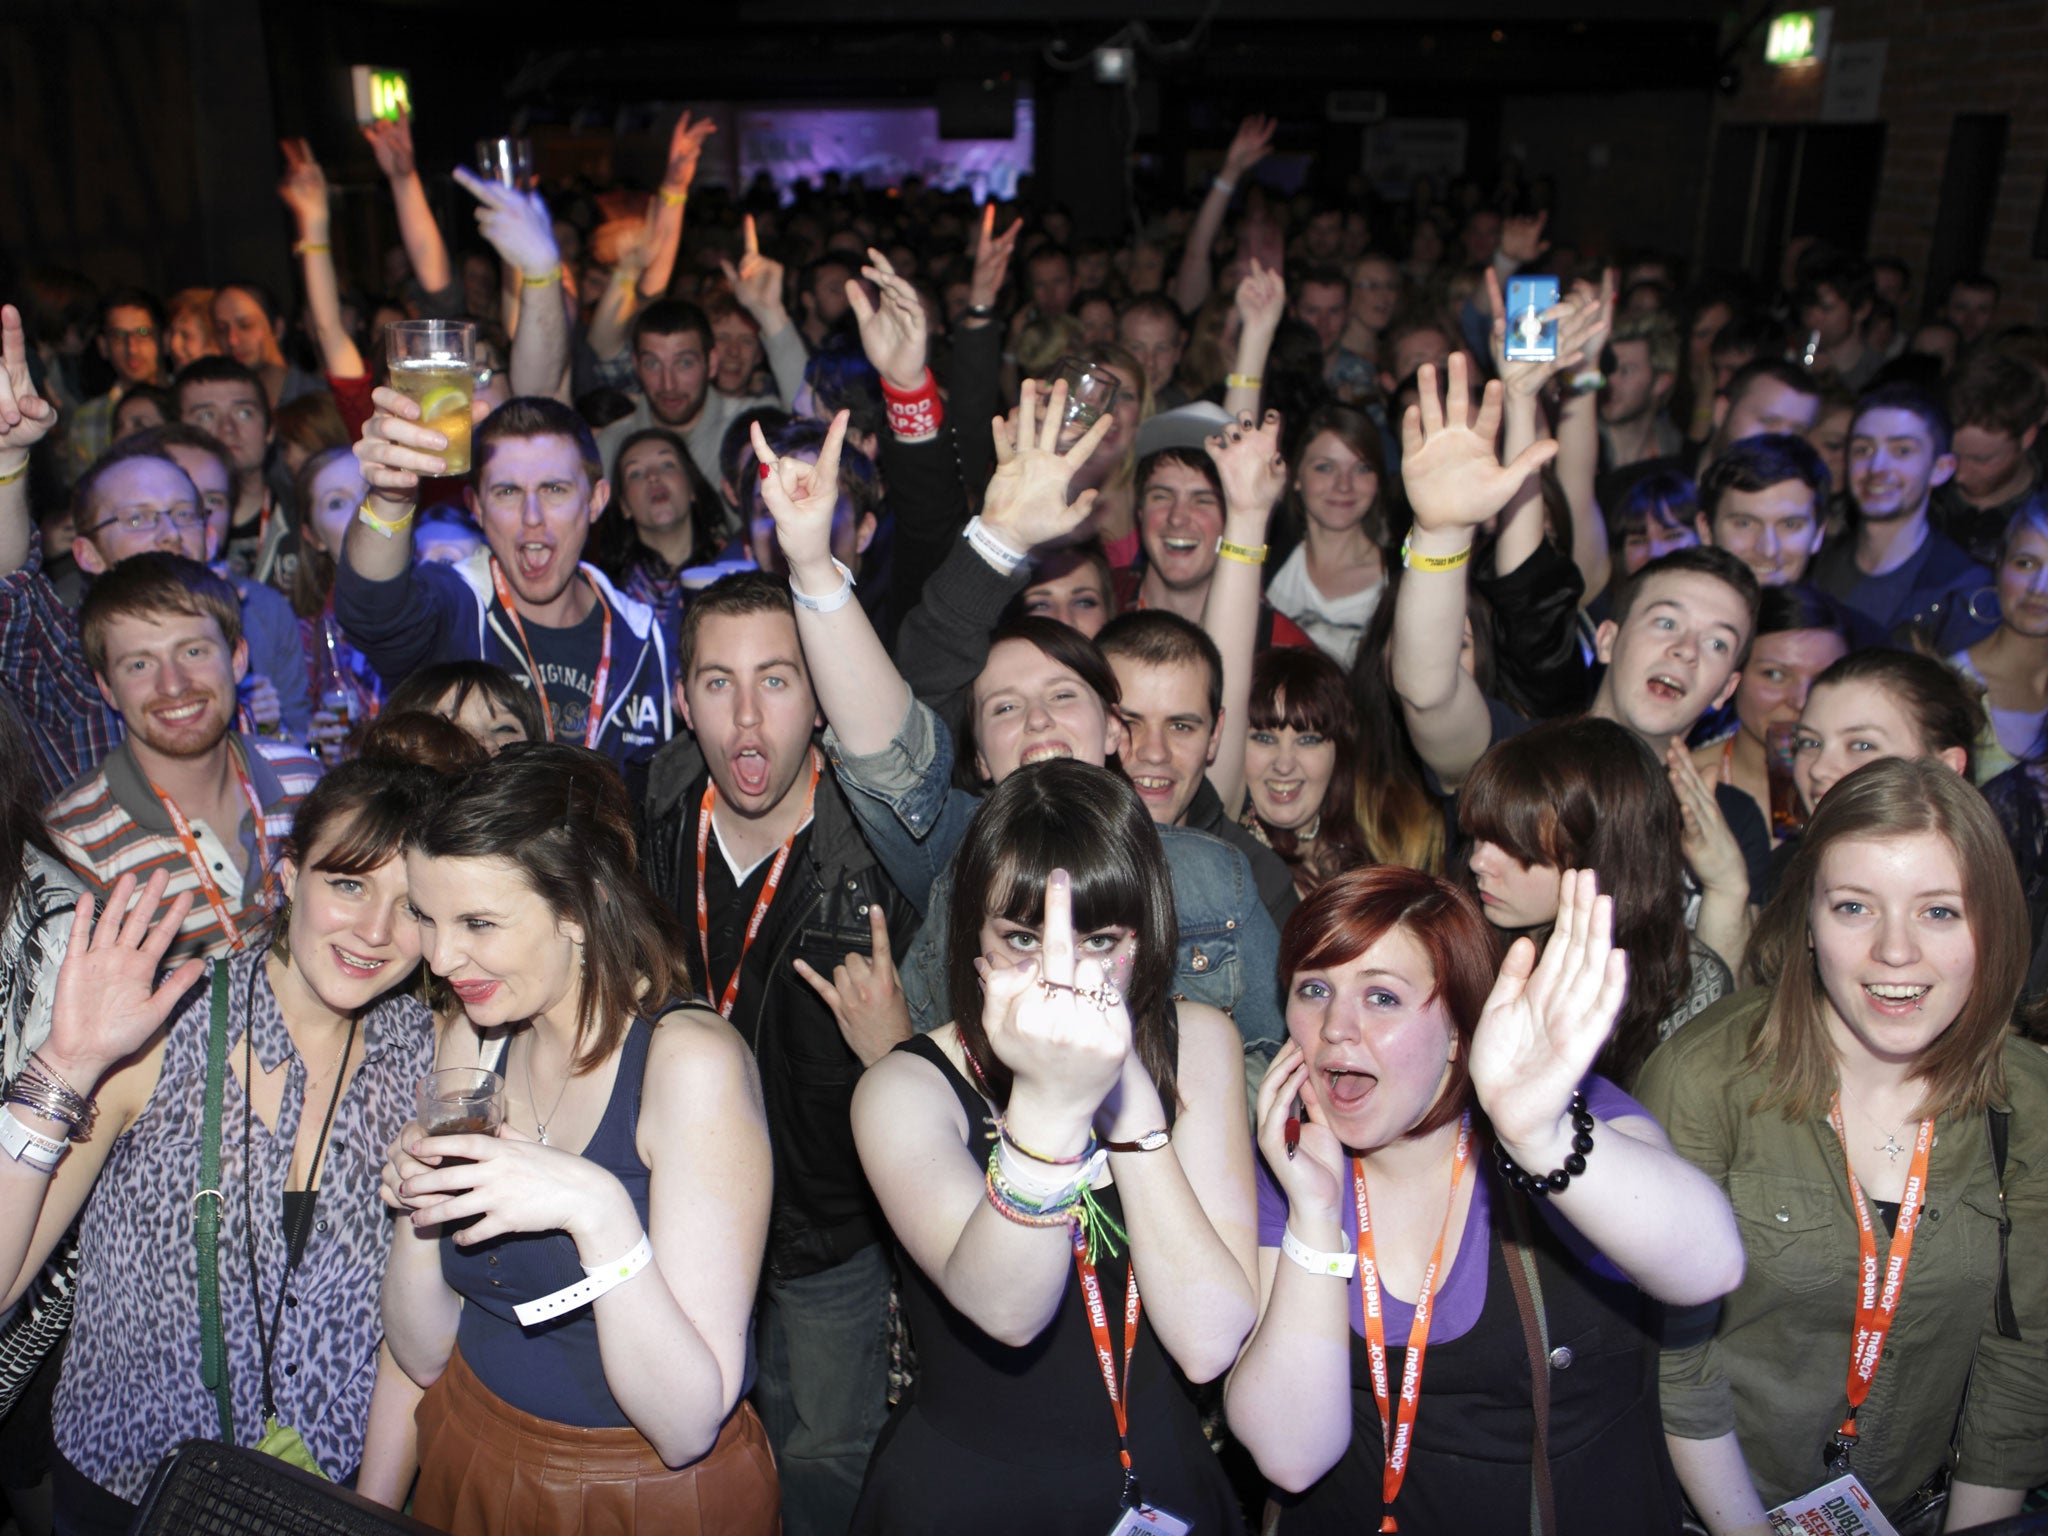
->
[788, 560, 857, 614]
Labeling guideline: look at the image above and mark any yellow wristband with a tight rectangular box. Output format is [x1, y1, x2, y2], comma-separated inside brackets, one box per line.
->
[521, 266, 562, 288]
[0, 457, 27, 488]
[659, 187, 688, 208]
[356, 497, 416, 540]
[1226, 373, 1263, 390]
[1217, 539, 1268, 566]
[292, 241, 331, 256]
[1399, 536, 1472, 572]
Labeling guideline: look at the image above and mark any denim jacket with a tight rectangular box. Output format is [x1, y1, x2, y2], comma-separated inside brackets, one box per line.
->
[823, 699, 1285, 1050]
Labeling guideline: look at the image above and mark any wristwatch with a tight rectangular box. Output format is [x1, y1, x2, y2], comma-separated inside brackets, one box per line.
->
[1105, 1128, 1171, 1153]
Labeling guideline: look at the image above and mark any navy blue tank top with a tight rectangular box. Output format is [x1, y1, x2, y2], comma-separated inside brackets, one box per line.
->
[441, 1015, 654, 1428]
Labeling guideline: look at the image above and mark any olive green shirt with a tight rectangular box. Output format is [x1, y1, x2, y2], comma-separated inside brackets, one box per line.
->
[1635, 989, 2048, 1512]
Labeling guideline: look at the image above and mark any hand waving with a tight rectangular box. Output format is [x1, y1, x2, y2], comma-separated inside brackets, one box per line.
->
[847, 248, 928, 391]
[276, 138, 332, 236]
[452, 166, 559, 277]
[753, 408, 849, 587]
[720, 216, 788, 326]
[360, 112, 417, 182]
[1466, 869, 1628, 1154]
[1223, 115, 1278, 183]
[1205, 410, 1287, 523]
[44, 871, 203, 1091]
[1667, 742, 1749, 902]
[0, 304, 59, 461]
[979, 379, 1111, 552]
[794, 904, 911, 1068]
[1484, 267, 1605, 401]
[1399, 353, 1559, 534]
[979, 869, 1131, 1131]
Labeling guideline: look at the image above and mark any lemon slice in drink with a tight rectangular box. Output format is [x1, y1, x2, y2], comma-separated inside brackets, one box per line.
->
[418, 386, 469, 421]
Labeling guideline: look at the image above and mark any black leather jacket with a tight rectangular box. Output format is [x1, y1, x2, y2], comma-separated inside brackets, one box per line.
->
[639, 733, 919, 1279]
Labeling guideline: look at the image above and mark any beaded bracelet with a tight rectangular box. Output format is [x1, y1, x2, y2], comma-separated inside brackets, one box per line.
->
[1494, 1091, 1597, 1197]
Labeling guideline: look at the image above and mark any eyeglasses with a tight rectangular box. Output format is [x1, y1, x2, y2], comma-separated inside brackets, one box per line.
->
[88, 504, 207, 536]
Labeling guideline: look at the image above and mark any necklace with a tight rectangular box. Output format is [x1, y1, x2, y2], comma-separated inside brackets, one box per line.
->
[1840, 1079, 1916, 1163]
[523, 1029, 574, 1146]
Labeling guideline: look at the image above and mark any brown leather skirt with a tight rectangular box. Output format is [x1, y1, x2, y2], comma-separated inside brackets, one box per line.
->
[414, 1347, 780, 1536]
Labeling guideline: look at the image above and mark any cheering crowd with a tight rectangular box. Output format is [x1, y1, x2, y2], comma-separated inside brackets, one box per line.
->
[0, 102, 2044, 1536]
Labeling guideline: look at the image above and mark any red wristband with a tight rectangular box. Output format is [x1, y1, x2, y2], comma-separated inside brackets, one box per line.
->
[880, 369, 943, 443]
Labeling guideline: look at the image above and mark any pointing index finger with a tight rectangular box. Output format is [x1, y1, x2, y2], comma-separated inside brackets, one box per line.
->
[867, 901, 892, 963]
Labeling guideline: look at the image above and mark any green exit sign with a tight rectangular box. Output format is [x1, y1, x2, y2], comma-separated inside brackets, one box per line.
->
[350, 66, 413, 124]
[1765, 9, 1832, 66]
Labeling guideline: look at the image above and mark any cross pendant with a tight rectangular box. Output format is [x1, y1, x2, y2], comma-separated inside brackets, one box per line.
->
[1876, 1131, 1904, 1162]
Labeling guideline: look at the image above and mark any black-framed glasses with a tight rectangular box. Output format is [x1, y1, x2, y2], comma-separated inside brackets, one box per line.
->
[88, 504, 207, 536]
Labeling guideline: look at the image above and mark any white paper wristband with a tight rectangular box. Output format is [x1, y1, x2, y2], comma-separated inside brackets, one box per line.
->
[963, 516, 1028, 576]
[514, 1233, 654, 1326]
[0, 1107, 67, 1174]
[1281, 1224, 1357, 1279]
[788, 560, 857, 614]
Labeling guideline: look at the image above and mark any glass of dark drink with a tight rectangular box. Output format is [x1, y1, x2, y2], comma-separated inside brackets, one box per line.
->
[1765, 722, 1806, 839]
[416, 1067, 506, 1145]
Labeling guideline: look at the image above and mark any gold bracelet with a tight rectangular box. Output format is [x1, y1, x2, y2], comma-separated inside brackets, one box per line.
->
[659, 187, 688, 208]
[0, 457, 27, 487]
[1226, 373, 1263, 390]
[1216, 539, 1268, 566]
[292, 241, 331, 256]
[1399, 536, 1472, 572]
[356, 497, 416, 540]
[521, 266, 562, 288]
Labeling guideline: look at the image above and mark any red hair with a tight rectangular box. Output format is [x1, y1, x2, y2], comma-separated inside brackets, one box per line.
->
[1280, 865, 1502, 1138]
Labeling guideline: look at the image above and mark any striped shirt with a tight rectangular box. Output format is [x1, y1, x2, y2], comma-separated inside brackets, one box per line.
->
[46, 736, 322, 961]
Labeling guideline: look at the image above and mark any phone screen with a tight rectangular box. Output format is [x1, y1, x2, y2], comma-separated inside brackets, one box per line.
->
[1504, 276, 1561, 363]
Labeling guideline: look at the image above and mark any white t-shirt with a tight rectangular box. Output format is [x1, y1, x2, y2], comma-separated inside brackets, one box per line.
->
[1265, 543, 1384, 669]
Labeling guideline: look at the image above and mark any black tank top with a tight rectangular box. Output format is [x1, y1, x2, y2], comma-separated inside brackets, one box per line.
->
[1273, 1163, 1685, 1535]
[851, 1028, 1245, 1536]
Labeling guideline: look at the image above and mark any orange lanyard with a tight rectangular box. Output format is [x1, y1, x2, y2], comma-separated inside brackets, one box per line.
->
[489, 561, 613, 748]
[1826, 1095, 1935, 1456]
[1354, 1111, 1473, 1534]
[1072, 1227, 1145, 1509]
[150, 758, 269, 952]
[695, 750, 820, 1020]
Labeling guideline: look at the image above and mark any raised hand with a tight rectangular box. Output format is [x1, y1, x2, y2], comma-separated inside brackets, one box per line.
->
[978, 869, 1131, 1136]
[355, 384, 478, 500]
[753, 407, 849, 587]
[968, 204, 1023, 314]
[1400, 353, 1559, 534]
[44, 871, 203, 1091]
[240, 673, 283, 734]
[719, 215, 788, 327]
[1254, 1039, 1346, 1225]
[794, 904, 910, 1068]
[979, 379, 1111, 552]
[1466, 869, 1628, 1154]
[360, 111, 417, 181]
[1667, 742, 1748, 901]
[1497, 210, 1550, 267]
[1206, 410, 1287, 522]
[1234, 258, 1285, 337]
[0, 304, 59, 461]
[1484, 267, 1605, 401]
[276, 138, 332, 236]
[662, 109, 717, 195]
[846, 247, 928, 391]
[452, 165, 559, 277]
[1223, 115, 1278, 183]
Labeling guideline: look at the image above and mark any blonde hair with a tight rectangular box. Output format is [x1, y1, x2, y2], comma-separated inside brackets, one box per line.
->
[1744, 757, 2025, 1120]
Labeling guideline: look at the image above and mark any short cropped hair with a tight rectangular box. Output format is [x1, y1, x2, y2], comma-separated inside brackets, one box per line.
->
[1098, 610, 1224, 721]
[1852, 382, 1952, 458]
[1610, 544, 1762, 665]
[1119, 293, 1186, 338]
[629, 299, 713, 358]
[174, 356, 270, 425]
[1611, 312, 1681, 377]
[473, 396, 604, 489]
[79, 551, 242, 678]
[678, 570, 799, 682]
[1945, 350, 2047, 442]
[1700, 433, 1831, 520]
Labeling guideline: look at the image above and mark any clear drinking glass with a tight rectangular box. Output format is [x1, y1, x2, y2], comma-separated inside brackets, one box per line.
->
[1765, 721, 1806, 839]
[415, 1067, 506, 1140]
[475, 136, 534, 190]
[386, 320, 476, 475]
[1048, 356, 1122, 451]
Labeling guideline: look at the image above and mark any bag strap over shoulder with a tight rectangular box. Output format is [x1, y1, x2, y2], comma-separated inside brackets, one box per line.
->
[196, 965, 236, 1444]
[1499, 1177, 1558, 1536]
[1988, 1108, 2019, 1342]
